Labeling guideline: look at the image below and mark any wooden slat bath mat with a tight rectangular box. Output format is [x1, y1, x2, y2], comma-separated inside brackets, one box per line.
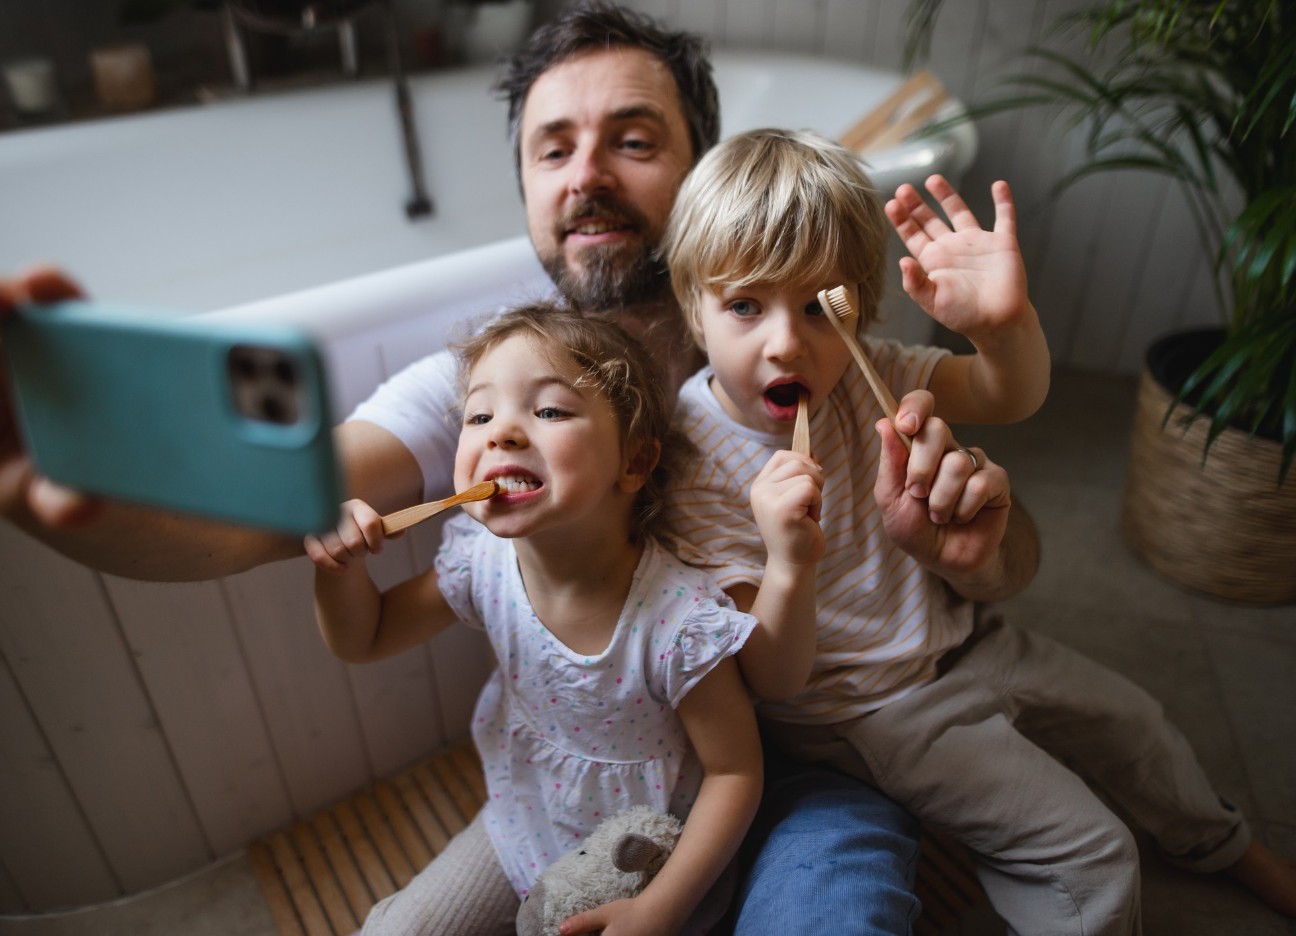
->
[251, 743, 986, 936]
[250, 745, 487, 936]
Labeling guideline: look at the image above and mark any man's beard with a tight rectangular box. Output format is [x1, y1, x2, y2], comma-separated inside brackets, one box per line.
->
[540, 198, 673, 310]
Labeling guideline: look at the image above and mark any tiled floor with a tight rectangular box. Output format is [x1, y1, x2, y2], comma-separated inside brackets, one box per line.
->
[3, 368, 1293, 935]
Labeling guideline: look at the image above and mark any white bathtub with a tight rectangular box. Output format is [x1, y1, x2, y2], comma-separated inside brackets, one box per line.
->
[0, 51, 975, 913]
[0, 49, 974, 315]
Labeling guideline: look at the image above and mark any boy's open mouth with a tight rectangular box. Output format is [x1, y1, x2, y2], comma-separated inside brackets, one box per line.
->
[763, 381, 809, 420]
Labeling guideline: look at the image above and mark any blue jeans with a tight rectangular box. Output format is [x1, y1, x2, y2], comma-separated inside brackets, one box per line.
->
[725, 751, 921, 935]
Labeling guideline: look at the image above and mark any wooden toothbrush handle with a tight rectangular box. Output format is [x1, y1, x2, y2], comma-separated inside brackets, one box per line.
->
[823, 314, 913, 452]
[792, 392, 811, 456]
[381, 480, 499, 535]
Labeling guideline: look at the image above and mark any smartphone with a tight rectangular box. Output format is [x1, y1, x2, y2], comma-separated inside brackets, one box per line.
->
[3, 300, 342, 534]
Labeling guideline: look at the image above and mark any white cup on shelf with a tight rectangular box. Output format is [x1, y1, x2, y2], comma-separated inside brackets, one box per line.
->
[3, 57, 59, 114]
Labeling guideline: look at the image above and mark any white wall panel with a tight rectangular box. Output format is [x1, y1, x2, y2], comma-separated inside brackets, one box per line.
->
[221, 560, 372, 817]
[0, 527, 208, 898]
[106, 577, 295, 857]
[1068, 172, 1171, 370]
[821, 0, 877, 62]
[721, 0, 774, 48]
[0, 640, 119, 911]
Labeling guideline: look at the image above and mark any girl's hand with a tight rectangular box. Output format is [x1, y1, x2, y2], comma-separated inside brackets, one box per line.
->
[303, 498, 390, 574]
[750, 449, 824, 568]
[559, 896, 667, 936]
[886, 176, 1031, 342]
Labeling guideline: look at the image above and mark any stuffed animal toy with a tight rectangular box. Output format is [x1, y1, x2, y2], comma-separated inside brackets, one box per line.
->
[516, 806, 684, 936]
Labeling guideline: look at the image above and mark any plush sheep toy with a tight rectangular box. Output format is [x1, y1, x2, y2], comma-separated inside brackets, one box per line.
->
[516, 806, 684, 936]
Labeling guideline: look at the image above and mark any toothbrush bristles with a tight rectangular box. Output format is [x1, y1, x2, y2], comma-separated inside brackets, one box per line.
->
[824, 285, 859, 325]
[818, 283, 913, 452]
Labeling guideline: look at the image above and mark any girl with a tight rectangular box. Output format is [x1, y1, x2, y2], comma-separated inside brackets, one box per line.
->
[306, 303, 762, 936]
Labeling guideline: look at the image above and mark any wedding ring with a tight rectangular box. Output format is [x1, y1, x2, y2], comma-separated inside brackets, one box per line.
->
[956, 447, 979, 472]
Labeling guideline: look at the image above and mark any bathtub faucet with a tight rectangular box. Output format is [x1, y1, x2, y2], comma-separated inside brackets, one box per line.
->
[221, 0, 434, 220]
[380, 0, 433, 218]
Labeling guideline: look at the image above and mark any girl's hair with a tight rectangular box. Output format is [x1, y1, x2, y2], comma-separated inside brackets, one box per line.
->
[453, 302, 690, 542]
[661, 127, 890, 347]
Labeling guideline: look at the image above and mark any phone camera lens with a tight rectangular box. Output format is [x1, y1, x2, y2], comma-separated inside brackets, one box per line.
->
[260, 395, 289, 424]
[229, 345, 304, 426]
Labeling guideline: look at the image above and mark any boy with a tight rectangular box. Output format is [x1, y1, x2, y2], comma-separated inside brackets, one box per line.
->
[661, 127, 1295, 933]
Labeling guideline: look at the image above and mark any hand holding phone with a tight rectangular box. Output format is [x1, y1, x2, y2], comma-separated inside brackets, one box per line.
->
[1, 268, 94, 525]
[2, 300, 342, 534]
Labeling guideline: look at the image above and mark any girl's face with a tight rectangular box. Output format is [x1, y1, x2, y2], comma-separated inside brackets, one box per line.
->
[454, 333, 644, 542]
[697, 276, 854, 434]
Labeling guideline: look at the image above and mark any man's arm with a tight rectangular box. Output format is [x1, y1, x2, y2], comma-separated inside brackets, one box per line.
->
[2, 419, 425, 582]
[938, 495, 1039, 603]
[2, 269, 435, 582]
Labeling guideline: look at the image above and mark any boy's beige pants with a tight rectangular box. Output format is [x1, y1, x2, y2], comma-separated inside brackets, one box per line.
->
[764, 611, 1249, 936]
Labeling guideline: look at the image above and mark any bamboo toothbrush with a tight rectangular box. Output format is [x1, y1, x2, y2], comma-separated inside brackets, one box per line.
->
[380, 480, 499, 535]
[792, 391, 811, 456]
[818, 285, 912, 452]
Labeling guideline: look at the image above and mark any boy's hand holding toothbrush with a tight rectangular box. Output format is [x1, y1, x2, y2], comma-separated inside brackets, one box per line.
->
[750, 449, 825, 573]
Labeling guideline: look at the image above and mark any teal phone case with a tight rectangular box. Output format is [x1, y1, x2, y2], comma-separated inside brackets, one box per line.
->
[4, 301, 342, 534]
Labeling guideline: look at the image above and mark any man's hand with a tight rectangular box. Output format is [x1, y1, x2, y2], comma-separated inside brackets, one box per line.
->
[874, 414, 1012, 593]
[0, 268, 100, 526]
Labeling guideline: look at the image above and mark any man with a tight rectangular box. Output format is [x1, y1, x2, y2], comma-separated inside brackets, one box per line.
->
[2, 3, 1039, 931]
[0, 4, 705, 582]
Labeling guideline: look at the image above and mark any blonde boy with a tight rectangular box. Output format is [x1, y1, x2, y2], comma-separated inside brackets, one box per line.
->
[660, 128, 1292, 933]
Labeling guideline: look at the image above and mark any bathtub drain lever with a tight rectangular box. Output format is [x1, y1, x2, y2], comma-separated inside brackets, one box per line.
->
[221, 0, 434, 220]
[382, 0, 434, 219]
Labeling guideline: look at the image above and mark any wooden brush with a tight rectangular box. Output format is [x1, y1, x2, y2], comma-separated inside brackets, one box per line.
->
[838, 70, 949, 155]
[380, 480, 499, 535]
[818, 286, 912, 452]
[792, 391, 811, 456]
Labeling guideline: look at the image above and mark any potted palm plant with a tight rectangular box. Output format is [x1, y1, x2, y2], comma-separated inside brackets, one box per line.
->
[908, 0, 1295, 603]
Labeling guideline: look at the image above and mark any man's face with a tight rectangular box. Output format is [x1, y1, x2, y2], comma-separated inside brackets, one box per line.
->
[518, 47, 695, 310]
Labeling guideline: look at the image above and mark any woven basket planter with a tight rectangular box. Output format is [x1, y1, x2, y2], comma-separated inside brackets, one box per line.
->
[1121, 332, 1296, 605]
